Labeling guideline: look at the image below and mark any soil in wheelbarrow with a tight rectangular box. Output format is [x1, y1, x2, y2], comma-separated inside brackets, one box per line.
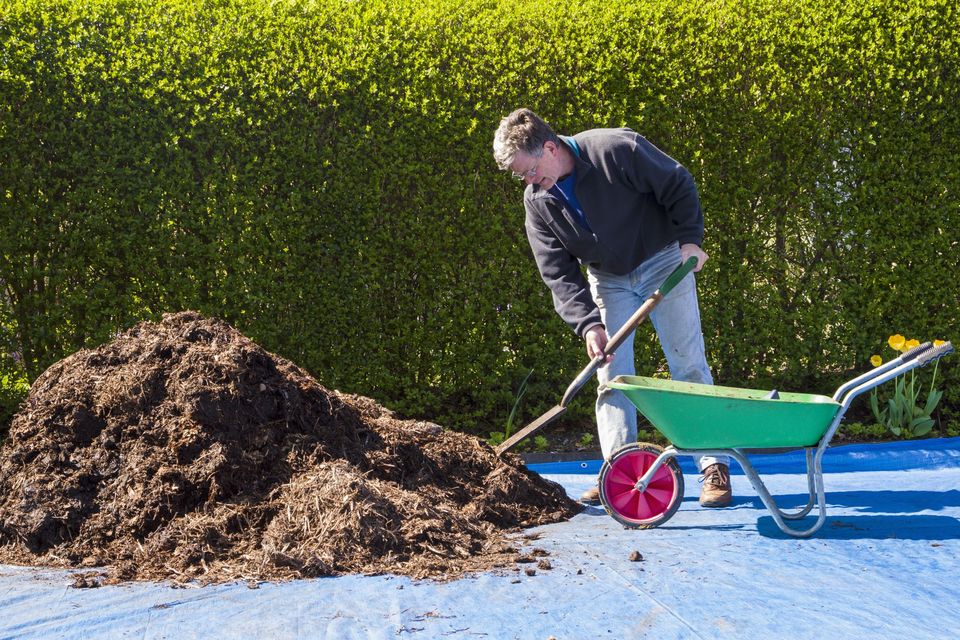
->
[0, 311, 579, 586]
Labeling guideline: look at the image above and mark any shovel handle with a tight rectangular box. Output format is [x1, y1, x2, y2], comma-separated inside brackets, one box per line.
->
[659, 256, 699, 297]
[560, 257, 699, 407]
[603, 256, 698, 356]
[496, 256, 699, 455]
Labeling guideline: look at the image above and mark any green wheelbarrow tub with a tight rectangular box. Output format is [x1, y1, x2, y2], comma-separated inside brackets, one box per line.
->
[606, 376, 841, 449]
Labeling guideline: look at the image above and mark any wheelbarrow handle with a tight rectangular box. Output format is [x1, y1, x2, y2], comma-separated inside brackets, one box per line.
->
[900, 341, 933, 362]
[834, 340, 954, 406]
[833, 341, 940, 402]
[917, 341, 953, 367]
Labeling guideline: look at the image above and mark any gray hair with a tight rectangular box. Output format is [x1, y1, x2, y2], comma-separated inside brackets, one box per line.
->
[492, 108, 561, 170]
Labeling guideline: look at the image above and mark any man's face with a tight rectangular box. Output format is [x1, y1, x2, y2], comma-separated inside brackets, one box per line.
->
[511, 142, 560, 190]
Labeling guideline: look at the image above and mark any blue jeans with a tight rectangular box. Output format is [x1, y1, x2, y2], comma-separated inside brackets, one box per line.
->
[587, 242, 728, 472]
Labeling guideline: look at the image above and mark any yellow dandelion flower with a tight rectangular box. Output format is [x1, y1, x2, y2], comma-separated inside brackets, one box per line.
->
[870, 355, 882, 367]
[904, 339, 920, 351]
[888, 334, 905, 351]
[934, 339, 946, 347]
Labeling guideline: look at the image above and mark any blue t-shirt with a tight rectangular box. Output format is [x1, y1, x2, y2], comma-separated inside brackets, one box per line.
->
[550, 173, 592, 232]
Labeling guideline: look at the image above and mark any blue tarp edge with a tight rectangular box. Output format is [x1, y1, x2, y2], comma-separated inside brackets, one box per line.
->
[526, 436, 960, 476]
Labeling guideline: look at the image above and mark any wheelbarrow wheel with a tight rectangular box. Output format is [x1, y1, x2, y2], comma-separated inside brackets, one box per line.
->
[599, 443, 684, 529]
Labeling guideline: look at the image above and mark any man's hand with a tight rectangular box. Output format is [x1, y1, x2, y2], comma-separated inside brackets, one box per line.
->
[680, 243, 708, 272]
[584, 325, 614, 364]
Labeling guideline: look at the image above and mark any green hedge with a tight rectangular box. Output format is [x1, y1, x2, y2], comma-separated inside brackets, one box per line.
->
[1, 0, 958, 438]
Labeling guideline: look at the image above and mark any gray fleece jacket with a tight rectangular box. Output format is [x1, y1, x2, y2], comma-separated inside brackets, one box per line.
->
[523, 127, 704, 337]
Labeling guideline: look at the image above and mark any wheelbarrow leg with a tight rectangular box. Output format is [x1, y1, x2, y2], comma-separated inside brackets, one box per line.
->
[775, 448, 816, 521]
[732, 449, 827, 538]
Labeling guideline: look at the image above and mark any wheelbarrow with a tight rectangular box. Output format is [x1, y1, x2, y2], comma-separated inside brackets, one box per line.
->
[597, 340, 954, 537]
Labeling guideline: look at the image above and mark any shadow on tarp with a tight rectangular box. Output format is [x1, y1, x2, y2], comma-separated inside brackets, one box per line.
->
[526, 436, 960, 476]
[676, 488, 960, 540]
[756, 513, 960, 540]
[736, 489, 960, 514]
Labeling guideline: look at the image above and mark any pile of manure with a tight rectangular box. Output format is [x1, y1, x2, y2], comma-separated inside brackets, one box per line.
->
[0, 311, 578, 585]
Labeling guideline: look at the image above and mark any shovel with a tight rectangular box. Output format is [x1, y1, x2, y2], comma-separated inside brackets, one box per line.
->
[495, 256, 699, 455]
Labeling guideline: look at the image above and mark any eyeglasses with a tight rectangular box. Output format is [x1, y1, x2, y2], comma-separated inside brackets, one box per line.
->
[511, 156, 542, 181]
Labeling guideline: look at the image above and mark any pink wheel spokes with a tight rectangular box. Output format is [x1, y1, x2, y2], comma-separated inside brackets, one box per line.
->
[603, 450, 678, 523]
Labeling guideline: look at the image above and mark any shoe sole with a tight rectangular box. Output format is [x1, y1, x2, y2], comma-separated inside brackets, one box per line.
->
[699, 499, 732, 508]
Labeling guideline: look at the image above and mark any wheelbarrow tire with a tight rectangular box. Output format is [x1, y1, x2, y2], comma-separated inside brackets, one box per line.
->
[599, 442, 684, 529]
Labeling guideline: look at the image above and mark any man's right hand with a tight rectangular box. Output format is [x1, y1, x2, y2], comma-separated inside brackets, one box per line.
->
[585, 325, 614, 364]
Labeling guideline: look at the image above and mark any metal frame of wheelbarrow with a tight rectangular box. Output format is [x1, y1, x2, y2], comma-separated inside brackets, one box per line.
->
[614, 340, 954, 538]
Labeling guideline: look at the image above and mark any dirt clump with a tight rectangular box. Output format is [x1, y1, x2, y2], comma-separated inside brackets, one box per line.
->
[0, 311, 579, 584]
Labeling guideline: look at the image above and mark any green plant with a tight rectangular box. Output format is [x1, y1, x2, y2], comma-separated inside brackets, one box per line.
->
[486, 431, 505, 447]
[0, 371, 30, 439]
[842, 422, 888, 441]
[636, 425, 669, 446]
[577, 432, 595, 449]
[506, 369, 534, 437]
[532, 435, 549, 452]
[487, 368, 534, 446]
[869, 335, 947, 438]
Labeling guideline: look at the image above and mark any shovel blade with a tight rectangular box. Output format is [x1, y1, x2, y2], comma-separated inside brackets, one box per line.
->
[495, 405, 568, 456]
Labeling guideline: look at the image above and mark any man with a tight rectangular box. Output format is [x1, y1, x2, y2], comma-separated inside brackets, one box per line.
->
[492, 108, 731, 507]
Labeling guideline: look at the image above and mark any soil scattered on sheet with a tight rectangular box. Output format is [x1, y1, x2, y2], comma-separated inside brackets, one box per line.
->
[0, 311, 579, 585]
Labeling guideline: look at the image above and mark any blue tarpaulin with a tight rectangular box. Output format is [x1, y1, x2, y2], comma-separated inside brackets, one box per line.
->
[2, 438, 959, 639]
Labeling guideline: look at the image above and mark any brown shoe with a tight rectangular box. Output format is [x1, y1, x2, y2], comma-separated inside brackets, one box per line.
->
[579, 485, 600, 505]
[699, 463, 732, 507]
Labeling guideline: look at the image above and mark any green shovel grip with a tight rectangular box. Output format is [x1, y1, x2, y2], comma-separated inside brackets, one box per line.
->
[658, 257, 698, 296]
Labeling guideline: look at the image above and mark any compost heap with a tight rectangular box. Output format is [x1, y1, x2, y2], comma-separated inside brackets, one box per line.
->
[0, 311, 578, 585]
